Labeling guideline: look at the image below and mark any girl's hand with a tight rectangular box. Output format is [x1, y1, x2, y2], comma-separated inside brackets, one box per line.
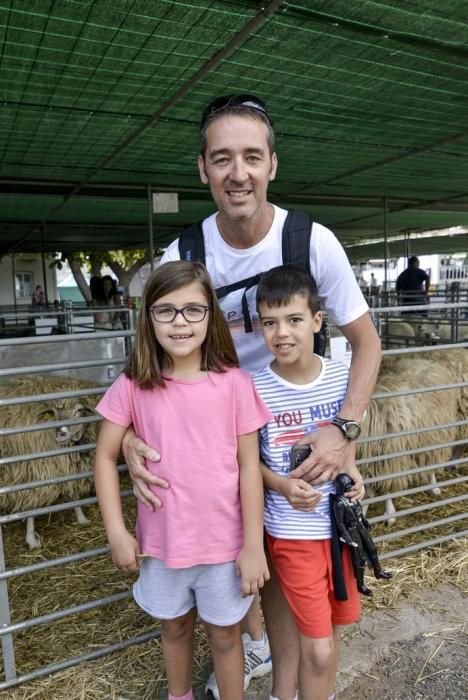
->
[235, 546, 270, 597]
[108, 529, 140, 572]
[280, 478, 322, 512]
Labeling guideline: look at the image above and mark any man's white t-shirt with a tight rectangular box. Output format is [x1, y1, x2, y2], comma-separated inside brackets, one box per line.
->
[161, 205, 368, 372]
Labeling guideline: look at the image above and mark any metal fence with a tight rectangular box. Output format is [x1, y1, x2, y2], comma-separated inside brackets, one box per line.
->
[0, 307, 466, 690]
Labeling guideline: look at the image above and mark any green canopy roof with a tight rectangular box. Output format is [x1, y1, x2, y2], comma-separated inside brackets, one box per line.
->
[1, 0, 468, 261]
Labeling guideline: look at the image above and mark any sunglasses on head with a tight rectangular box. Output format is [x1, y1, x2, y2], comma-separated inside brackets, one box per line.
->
[200, 94, 273, 130]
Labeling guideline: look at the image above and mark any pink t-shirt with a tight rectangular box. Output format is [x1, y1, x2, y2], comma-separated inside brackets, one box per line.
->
[96, 368, 272, 568]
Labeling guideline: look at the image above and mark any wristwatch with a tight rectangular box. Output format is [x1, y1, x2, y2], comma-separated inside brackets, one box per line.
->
[330, 416, 361, 440]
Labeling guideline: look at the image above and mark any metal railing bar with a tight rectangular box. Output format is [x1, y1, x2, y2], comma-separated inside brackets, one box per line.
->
[0, 330, 134, 347]
[0, 443, 97, 467]
[371, 381, 468, 400]
[0, 629, 161, 691]
[374, 513, 467, 543]
[0, 358, 125, 378]
[382, 341, 467, 356]
[0, 415, 101, 437]
[379, 530, 468, 560]
[375, 303, 468, 313]
[0, 591, 132, 637]
[368, 493, 468, 525]
[361, 475, 468, 505]
[0, 490, 132, 526]
[356, 438, 467, 465]
[0, 464, 128, 496]
[0, 387, 107, 407]
[362, 456, 467, 483]
[358, 419, 468, 444]
[0, 547, 110, 581]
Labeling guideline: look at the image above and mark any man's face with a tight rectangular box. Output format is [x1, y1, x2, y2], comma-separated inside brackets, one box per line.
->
[198, 114, 277, 228]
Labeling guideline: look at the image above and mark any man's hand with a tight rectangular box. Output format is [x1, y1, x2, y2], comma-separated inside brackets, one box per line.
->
[122, 431, 169, 511]
[235, 546, 270, 597]
[344, 463, 366, 502]
[289, 425, 353, 484]
[279, 478, 322, 512]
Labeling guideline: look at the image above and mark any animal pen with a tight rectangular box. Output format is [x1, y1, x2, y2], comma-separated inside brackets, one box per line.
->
[0, 305, 466, 696]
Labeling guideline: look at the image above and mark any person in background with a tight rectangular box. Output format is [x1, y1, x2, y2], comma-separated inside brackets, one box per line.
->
[89, 276, 111, 328]
[102, 274, 124, 329]
[102, 275, 122, 306]
[396, 256, 430, 312]
[31, 285, 45, 307]
[121, 93, 381, 699]
[94, 261, 270, 700]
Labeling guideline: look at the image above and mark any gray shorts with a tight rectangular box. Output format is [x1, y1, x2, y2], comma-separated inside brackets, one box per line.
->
[133, 557, 254, 626]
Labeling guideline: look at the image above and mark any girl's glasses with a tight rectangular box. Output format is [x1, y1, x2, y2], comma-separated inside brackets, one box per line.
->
[149, 304, 209, 323]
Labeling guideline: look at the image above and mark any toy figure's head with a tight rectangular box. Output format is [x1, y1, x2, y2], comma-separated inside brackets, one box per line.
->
[335, 473, 355, 496]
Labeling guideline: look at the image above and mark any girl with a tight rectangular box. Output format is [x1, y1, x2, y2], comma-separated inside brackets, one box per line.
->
[94, 261, 271, 700]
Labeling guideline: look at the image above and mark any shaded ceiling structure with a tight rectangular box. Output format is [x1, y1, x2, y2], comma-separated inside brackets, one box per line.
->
[1, 0, 468, 262]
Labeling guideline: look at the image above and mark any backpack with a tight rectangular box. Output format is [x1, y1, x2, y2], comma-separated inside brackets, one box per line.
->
[178, 208, 327, 356]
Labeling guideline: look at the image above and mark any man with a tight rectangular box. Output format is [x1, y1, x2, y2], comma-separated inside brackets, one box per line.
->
[396, 256, 430, 312]
[122, 94, 381, 700]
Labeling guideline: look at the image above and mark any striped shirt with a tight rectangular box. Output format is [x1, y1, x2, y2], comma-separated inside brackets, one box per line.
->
[253, 358, 349, 540]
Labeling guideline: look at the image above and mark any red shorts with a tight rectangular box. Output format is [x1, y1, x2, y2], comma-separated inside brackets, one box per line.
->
[266, 534, 361, 639]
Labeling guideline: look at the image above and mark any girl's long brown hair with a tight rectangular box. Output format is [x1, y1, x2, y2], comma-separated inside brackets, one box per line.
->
[125, 261, 238, 388]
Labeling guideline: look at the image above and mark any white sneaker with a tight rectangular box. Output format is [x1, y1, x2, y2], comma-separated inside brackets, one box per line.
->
[204, 632, 272, 699]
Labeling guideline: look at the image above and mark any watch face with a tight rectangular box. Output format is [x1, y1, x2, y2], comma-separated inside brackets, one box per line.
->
[345, 422, 361, 440]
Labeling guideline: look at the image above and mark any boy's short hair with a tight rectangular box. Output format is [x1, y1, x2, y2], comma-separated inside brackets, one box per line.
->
[256, 264, 320, 314]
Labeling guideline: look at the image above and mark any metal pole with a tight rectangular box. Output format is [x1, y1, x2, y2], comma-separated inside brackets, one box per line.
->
[383, 197, 388, 293]
[0, 525, 17, 681]
[405, 231, 410, 259]
[147, 185, 154, 272]
[40, 225, 49, 305]
[10, 254, 17, 315]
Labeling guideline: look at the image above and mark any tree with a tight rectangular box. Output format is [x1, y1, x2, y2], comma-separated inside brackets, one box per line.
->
[101, 249, 156, 297]
[54, 248, 161, 300]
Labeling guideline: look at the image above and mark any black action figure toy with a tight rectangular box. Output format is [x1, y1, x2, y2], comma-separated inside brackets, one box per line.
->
[330, 473, 392, 597]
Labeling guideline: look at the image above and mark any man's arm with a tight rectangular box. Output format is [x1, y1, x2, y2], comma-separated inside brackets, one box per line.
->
[291, 312, 381, 485]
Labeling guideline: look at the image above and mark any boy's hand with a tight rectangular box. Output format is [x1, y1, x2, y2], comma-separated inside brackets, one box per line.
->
[108, 529, 140, 572]
[280, 478, 322, 512]
[235, 546, 270, 597]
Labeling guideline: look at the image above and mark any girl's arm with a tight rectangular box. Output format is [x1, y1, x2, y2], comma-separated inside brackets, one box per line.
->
[236, 431, 270, 596]
[94, 419, 140, 571]
[261, 461, 322, 513]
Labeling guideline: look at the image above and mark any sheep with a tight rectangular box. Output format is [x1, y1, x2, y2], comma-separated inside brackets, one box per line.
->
[380, 320, 416, 347]
[357, 349, 467, 525]
[412, 321, 468, 343]
[0, 375, 101, 548]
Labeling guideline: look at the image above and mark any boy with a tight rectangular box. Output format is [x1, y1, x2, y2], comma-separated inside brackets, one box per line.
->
[253, 265, 363, 700]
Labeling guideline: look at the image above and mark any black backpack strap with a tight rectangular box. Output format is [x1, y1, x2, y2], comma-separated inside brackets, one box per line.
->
[282, 209, 328, 357]
[178, 221, 206, 264]
[281, 209, 312, 274]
